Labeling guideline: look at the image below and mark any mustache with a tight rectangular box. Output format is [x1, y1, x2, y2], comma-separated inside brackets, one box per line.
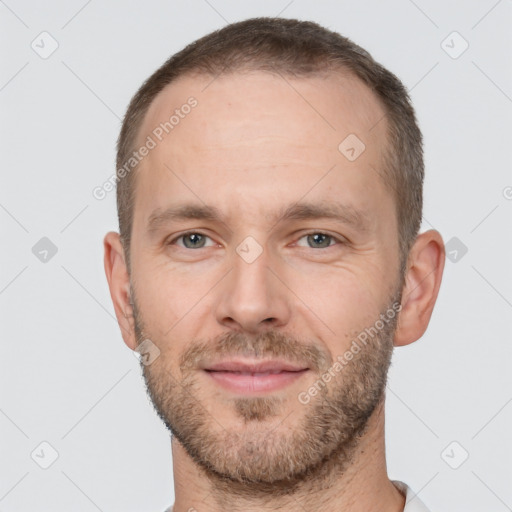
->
[179, 330, 332, 373]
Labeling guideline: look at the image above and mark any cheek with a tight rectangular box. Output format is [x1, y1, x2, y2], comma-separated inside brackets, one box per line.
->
[132, 267, 198, 340]
[292, 258, 386, 311]
[285, 269, 379, 349]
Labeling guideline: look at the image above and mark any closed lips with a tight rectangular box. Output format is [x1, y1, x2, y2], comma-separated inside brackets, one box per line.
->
[212, 370, 302, 376]
[203, 359, 310, 394]
[203, 360, 309, 374]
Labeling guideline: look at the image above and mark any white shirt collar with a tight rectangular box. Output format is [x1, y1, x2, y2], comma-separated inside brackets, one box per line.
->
[393, 480, 432, 512]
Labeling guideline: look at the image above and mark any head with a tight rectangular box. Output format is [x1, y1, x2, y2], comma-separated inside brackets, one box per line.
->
[104, 17, 444, 491]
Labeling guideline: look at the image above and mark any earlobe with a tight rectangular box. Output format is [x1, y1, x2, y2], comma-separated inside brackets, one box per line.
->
[394, 229, 445, 347]
[103, 231, 138, 350]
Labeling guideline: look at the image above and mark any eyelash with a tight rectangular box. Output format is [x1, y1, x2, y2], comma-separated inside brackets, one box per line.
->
[167, 231, 346, 249]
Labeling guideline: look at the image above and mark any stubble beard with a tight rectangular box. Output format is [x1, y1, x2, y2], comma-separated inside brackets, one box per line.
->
[132, 290, 400, 497]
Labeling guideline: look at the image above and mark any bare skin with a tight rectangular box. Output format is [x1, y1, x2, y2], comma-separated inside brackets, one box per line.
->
[104, 70, 445, 512]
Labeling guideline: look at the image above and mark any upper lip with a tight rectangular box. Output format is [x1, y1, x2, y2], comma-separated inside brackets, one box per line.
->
[203, 359, 309, 373]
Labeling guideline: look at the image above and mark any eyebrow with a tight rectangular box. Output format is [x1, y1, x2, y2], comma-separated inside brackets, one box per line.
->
[146, 201, 371, 235]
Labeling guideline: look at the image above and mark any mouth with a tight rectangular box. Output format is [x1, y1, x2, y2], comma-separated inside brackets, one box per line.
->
[202, 359, 310, 394]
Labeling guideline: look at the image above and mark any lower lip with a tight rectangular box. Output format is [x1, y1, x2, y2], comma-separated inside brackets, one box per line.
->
[204, 370, 309, 393]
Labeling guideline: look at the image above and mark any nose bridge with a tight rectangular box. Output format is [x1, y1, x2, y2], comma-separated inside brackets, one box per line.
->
[214, 240, 290, 332]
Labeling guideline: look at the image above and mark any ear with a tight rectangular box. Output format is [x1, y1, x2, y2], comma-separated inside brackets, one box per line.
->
[394, 229, 445, 347]
[103, 231, 137, 350]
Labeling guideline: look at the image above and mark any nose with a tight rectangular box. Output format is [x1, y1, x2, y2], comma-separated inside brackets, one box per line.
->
[214, 245, 291, 334]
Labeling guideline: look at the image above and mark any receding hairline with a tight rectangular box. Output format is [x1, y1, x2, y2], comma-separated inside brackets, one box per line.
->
[131, 65, 392, 176]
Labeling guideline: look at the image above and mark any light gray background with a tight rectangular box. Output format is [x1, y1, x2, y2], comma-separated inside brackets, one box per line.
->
[1, 1, 511, 511]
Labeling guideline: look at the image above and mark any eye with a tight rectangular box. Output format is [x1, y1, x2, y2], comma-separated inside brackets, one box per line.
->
[169, 232, 216, 249]
[167, 231, 344, 251]
[295, 232, 343, 249]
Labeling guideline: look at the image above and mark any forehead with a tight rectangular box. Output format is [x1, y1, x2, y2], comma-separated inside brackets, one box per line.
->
[140, 69, 387, 155]
[133, 69, 391, 230]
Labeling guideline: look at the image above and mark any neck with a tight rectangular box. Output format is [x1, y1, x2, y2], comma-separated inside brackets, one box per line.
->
[169, 400, 405, 512]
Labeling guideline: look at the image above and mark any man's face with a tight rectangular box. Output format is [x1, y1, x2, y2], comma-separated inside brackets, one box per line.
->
[128, 70, 403, 485]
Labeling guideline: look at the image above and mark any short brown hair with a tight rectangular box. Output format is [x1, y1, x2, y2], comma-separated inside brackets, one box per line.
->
[116, 17, 424, 276]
